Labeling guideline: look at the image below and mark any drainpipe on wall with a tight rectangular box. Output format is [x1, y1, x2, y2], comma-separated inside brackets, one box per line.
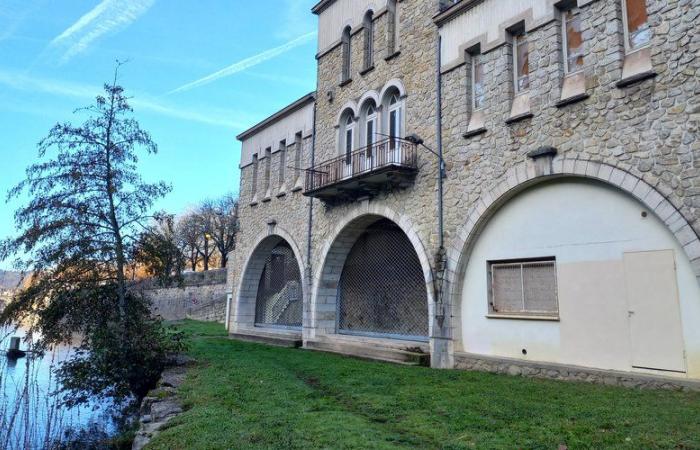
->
[305, 100, 317, 321]
[434, 34, 447, 329]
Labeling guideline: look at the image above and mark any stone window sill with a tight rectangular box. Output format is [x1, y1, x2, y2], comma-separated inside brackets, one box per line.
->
[291, 185, 303, 193]
[486, 314, 560, 322]
[384, 50, 401, 62]
[261, 196, 272, 203]
[359, 65, 375, 76]
[616, 70, 657, 88]
[505, 112, 533, 125]
[555, 92, 589, 108]
[276, 191, 287, 198]
[249, 199, 259, 207]
[463, 127, 487, 139]
[339, 78, 352, 87]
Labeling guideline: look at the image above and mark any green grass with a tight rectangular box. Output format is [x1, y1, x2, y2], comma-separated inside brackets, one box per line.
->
[146, 320, 700, 449]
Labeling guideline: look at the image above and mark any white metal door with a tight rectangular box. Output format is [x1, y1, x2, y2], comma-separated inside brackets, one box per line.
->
[623, 250, 686, 372]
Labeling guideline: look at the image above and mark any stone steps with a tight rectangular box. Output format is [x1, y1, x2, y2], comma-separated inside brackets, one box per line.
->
[305, 338, 430, 366]
[229, 330, 302, 348]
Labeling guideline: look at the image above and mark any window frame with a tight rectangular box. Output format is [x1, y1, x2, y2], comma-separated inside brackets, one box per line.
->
[278, 139, 287, 185]
[621, 0, 651, 54]
[512, 33, 530, 94]
[293, 132, 302, 185]
[363, 11, 374, 70]
[471, 54, 485, 111]
[487, 257, 560, 319]
[341, 26, 352, 82]
[344, 115, 355, 164]
[562, 7, 584, 75]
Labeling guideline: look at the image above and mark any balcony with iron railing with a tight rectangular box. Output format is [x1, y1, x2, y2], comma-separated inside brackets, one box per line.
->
[304, 137, 418, 202]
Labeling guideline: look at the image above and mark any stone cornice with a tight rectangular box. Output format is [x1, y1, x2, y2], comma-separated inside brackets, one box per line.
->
[236, 92, 316, 142]
[433, 0, 485, 27]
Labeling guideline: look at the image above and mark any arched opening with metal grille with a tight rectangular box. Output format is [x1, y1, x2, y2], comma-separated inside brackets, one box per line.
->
[254, 241, 303, 328]
[337, 219, 429, 340]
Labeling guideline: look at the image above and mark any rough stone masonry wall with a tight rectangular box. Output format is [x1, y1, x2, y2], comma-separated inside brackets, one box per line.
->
[136, 269, 228, 323]
[439, 0, 700, 351]
[308, 0, 442, 340]
[226, 135, 314, 330]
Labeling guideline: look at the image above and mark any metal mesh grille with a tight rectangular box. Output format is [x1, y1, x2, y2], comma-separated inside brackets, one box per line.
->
[255, 242, 302, 327]
[338, 219, 428, 339]
[490, 260, 558, 315]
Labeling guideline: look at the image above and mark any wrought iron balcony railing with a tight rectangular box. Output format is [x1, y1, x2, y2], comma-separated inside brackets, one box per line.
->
[304, 138, 418, 201]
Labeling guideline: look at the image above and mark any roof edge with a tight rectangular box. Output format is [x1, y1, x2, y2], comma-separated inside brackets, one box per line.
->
[236, 92, 316, 142]
[434, 0, 485, 26]
[311, 0, 334, 14]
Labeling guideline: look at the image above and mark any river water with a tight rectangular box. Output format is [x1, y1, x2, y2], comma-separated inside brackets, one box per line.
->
[0, 325, 117, 449]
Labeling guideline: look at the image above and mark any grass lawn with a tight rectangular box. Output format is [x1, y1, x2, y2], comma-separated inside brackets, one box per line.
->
[146, 320, 700, 449]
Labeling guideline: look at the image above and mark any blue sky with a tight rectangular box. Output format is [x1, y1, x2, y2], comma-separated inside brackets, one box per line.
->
[0, 0, 318, 269]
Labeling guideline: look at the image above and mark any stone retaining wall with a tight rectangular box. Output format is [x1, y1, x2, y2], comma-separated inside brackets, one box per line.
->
[134, 270, 228, 323]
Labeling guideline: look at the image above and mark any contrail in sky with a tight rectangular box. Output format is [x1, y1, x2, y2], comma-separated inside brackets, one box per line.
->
[168, 31, 317, 95]
[50, 0, 154, 63]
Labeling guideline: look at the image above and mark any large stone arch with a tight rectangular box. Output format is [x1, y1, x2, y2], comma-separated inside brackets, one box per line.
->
[232, 226, 307, 333]
[445, 156, 700, 354]
[308, 202, 435, 342]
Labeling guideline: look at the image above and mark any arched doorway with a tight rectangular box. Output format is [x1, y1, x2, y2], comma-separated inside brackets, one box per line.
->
[337, 219, 428, 340]
[254, 241, 302, 328]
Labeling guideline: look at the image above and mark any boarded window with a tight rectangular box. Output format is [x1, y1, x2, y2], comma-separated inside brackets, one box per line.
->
[563, 9, 584, 73]
[624, 0, 650, 51]
[489, 259, 558, 316]
[514, 34, 530, 92]
[472, 56, 485, 110]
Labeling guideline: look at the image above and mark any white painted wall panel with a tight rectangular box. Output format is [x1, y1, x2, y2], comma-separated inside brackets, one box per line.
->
[317, 0, 386, 53]
[439, 0, 557, 67]
[460, 179, 700, 379]
[239, 102, 314, 168]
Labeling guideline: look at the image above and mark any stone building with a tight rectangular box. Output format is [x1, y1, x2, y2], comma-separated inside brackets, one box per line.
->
[227, 0, 700, 387]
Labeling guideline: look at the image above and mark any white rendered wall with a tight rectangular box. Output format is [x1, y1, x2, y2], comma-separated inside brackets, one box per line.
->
[239, 102, 314, 168]
[460, 179, 700, 379]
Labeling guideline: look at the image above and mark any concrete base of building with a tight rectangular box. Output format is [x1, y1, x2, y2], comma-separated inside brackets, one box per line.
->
[304, 334, 430, 366]
[454, 352, 700, 391]
[229, 328, 303, 348]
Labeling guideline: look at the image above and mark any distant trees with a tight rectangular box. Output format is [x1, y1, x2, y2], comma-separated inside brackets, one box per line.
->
[133, 194, 239, 285]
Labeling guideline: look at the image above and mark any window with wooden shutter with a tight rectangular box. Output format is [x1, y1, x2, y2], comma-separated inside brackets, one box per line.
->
[489, 258, 559, 317]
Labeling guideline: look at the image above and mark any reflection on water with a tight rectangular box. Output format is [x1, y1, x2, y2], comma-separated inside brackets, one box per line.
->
[0, 325, 117, 449]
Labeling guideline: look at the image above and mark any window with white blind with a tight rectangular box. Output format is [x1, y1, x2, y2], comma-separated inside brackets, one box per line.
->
[562, 8, 584, 74]
[513, 33, 530, 93]
[488, 258, 559, 317]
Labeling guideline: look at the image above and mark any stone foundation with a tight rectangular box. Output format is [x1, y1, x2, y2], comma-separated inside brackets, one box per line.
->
[454, 352, 700, 392]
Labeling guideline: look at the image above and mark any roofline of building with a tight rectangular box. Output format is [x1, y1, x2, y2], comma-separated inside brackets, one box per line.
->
[236, 92, 316, 142]
[434, 0, 484, 26]
[311, 0, 333, 15]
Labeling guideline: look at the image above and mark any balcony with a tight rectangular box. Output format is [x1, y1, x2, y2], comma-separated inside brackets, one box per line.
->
[304, 138, 418, 203]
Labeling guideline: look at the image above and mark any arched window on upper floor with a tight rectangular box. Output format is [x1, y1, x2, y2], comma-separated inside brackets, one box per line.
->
[341, 26, 352, 82]
[340, 111, 356, 164]
[381, 88, 404, 151]
[363, 11, 374, 70]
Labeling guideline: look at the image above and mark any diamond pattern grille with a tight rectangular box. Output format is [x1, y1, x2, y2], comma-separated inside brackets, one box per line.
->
[255, 242, 302, 327]
[338, 219, 428, 338]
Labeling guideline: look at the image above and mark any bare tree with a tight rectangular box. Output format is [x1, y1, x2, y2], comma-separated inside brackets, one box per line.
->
[175, 213, 201, 272]
[200, 194, 239, 268]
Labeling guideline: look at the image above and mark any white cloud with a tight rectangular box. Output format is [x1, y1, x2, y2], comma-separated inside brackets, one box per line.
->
[168, 31, 317, 95]
[0, 70, 251, 129]
[49, 0, 154, 63]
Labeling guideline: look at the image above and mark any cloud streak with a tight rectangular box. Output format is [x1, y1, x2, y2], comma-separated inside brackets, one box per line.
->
[168, 31, 316, 95]
[49, 0, 154, 63]
[0, 69, 250, 129]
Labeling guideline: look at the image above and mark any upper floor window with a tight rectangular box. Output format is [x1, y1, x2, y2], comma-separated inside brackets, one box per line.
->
[388, 94, 402, 149]
[251, 153, 259, 199]
[278, 140, 286, 186]
[387, 0, 398, 55]
[364, 104, 377, 148]
[513, 34, 530, 93]
[471, 55, 485, 110]
[341, 26, 352, 82]
[343, 114, 355, 163]
[623, 0, 650, 52]
[562, 9, 584, 74]
[293, 132, 302, 185]
[264, 147, 272, 195]
[363, 11, 374, 70]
